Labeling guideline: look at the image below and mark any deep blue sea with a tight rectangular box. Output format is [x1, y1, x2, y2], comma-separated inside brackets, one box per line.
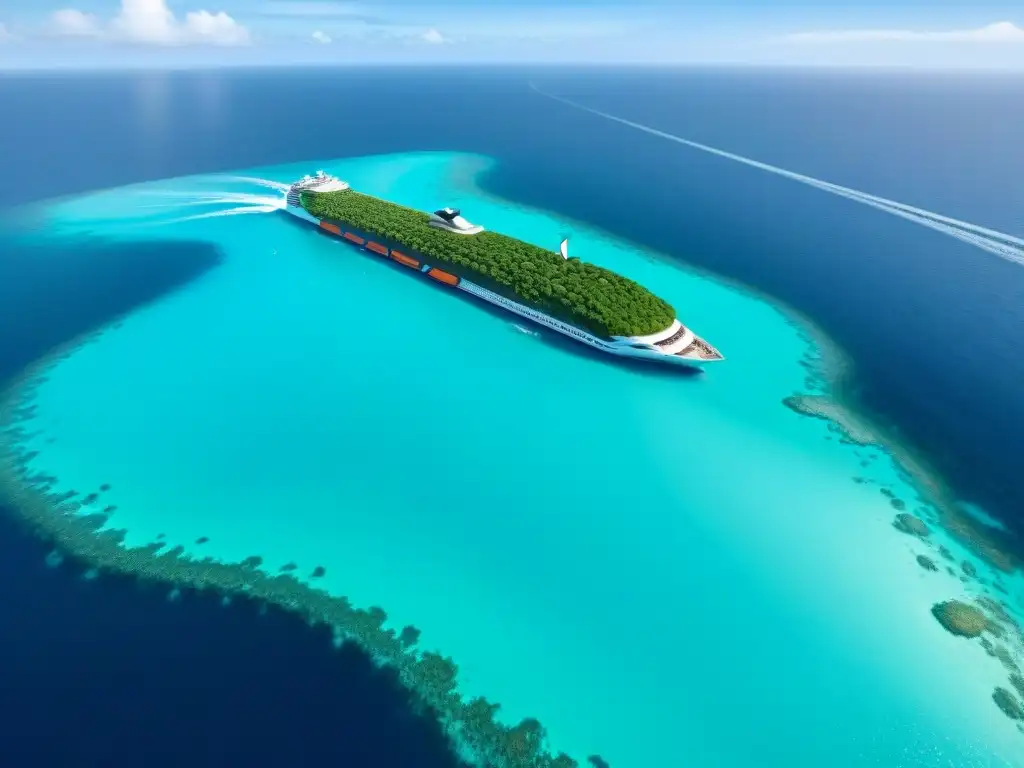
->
[1, 67, 1023, 767]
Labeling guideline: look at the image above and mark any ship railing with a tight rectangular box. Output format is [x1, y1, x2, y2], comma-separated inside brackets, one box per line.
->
[653, 324, 688, 347]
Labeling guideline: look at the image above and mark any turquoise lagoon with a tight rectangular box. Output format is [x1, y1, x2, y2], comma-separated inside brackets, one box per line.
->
[3, 151, 1023, 767]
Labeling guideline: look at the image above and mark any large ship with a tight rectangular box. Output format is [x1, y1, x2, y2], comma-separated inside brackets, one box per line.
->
[282, 171, 723, 369]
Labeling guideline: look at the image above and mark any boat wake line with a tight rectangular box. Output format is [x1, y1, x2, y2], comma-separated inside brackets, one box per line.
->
[527, 82, 1024, 268]
[133, 179, 287, 226]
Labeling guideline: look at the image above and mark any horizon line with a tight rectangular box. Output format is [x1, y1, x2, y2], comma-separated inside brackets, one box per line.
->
[4, 60, 1024, 74]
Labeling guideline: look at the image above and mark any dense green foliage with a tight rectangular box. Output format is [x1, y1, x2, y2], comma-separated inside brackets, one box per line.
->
[302, 189, 675, 338]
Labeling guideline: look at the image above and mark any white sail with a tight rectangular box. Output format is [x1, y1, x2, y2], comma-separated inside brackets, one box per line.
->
[559, 238, 568, 259]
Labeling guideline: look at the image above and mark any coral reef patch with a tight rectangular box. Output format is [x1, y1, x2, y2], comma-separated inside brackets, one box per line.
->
[993, 687, 1024, 721]
[931, 601, 988, 638]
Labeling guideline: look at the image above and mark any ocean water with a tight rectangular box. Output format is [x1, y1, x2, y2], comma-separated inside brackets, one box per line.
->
[2, 148, 1023, 767]
[2, 68, 1022, 541]
[1, 68, 1023, 767]
[0, 509, 468, 768]
[0, 223, 466, 768]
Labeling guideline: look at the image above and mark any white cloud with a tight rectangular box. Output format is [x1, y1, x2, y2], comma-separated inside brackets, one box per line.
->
[51, 9, 102, 37]
[784, 21, 1024, 45]
[308, 20, 452, 45]
[181, 10, 250, 45]
[48, 0, 249, 46]
[420, 27, 445, 44]
[109, 0, 177, 43]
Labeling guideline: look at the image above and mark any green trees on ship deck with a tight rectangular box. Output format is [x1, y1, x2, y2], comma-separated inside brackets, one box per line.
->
[301, 189, 675, 338]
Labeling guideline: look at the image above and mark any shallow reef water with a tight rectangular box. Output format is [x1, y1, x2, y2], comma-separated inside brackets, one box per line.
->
[2, 151, 1023, 768]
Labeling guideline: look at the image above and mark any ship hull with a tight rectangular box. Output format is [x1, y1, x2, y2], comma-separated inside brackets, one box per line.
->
[283, 203, 716, 370]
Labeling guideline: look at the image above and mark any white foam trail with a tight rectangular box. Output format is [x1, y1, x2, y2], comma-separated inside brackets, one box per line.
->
[528, 82, 1024, 265]
[127, 187, 287, 229]
[160, 204, 282, 225]
[807, 181, 1024, 248]
[222, 175, 290, 192]
[135, 200, 252, 211]
[135, 194, 286, 211]
[198, 192, 285, 209]
[818, 185, 1024, 266]
[135, 190, 285, 206]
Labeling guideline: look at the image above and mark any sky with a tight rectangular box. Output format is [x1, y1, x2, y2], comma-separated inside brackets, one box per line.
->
[1, 0, 1023, 69]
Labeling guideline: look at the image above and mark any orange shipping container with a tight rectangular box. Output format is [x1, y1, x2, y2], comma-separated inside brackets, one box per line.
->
[343, 232, 365, 245]
[427, 268, 459, 286]
[391, 251, 420, 269]
[366, 241, 388, 255]
[319, 221, 342, 235]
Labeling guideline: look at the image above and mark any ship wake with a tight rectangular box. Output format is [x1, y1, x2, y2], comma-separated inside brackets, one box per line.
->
[222, 176, 291, 193]
[136, 190, 286, 211]
[529, 82, 1024, 268]
[134, 177, 287, 225]
[512, 323, 540, 338]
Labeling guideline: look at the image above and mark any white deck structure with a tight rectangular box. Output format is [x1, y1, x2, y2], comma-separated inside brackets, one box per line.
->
[427, 207, 484, 235]
[285, 170, 349, 208]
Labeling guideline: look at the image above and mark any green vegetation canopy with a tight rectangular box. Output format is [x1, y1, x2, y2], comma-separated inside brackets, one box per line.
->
[302, 189, 675, 338]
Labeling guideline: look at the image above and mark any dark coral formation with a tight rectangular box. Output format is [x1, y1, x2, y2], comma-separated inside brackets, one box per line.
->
[994, 687, 1024, 721]
[782, 395, 873, 445]
[961, 560, 977, 578]
[938, 546, 954, 562]
[931, 601, 988, 638]
[994, 646, 1020, 675]
[399, 625, 421, 650]
[943, 509, 1020, 574]
[1010, 674, 1024, 700]
[893, 514, 930, 538]
[783, 395, 1022, 575]
[976, 597, 1024, 654]
[980, 638, 1020, 671]
[916, 555, 938, 572]
[977, 597, 1014, 625]
[986, 621, 1007, 640]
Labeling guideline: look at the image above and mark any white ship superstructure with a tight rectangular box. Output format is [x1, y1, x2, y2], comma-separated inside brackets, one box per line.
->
[428, 207, 484, 235]
[282, 173, 723, 369]
[285, 170, 349, 208]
